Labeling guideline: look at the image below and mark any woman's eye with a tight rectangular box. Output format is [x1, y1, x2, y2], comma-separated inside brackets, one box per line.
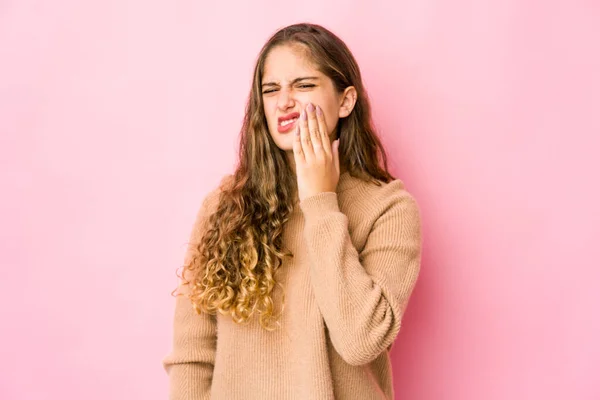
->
[262, 84, 314, 94]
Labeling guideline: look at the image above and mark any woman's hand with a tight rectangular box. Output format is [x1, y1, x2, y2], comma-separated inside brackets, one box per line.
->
[293, 103, 340, 202]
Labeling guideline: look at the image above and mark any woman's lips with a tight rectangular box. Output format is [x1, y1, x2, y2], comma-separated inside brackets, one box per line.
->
[277, 112, 300, 133]
[277, 117, 298, 133]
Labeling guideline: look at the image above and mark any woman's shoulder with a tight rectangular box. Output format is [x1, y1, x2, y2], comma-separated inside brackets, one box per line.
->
[340, 172, 415, 200]
[339, 173, 420, 217]
[198, 174, 234, 214]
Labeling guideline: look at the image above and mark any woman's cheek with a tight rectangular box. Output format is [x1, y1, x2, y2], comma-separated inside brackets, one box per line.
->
[263, 100, 277, 126]
[299, 93, 316, 107]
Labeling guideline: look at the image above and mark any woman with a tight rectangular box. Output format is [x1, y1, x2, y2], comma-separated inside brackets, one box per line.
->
[163, 22, 422, 400]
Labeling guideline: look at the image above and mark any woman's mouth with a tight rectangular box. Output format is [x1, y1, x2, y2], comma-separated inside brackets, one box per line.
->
[277, 112, 300, 133]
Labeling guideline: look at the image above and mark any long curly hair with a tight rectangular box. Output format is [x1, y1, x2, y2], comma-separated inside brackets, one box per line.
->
[178, 23, 394, 330]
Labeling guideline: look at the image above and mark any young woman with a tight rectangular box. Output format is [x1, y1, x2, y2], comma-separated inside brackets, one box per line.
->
[163, 23, 422, 400]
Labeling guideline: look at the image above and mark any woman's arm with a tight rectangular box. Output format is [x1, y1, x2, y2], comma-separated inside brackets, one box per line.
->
[299, 183, 422, 366]
[162, 193, 220, 400]
[163, 297, 216, 400]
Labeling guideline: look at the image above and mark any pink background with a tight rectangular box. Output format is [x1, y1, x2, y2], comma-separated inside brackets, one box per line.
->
[1, 1, 599, 399]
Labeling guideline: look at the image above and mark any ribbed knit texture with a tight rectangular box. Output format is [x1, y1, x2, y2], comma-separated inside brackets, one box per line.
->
[162, 172, 422, 400]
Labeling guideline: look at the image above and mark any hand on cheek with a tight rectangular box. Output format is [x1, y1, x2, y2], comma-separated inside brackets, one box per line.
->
[292, 102, 340, 202]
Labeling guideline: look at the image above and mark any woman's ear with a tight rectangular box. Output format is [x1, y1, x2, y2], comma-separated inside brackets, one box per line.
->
[338, 86, 357, 118]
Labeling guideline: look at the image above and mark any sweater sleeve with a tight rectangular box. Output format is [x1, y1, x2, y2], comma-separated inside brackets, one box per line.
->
[162, 194, 219, 400]
[299, 186, 422, 366]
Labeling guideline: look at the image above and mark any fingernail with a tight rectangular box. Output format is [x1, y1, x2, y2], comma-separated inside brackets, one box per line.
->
[301, 110, 307, 120]
[316, 105, 323, 116]
[307, 103, 314, 112]
[296, 125, 300, 135]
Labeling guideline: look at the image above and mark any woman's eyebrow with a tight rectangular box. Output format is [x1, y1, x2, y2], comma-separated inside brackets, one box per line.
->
[261, 76, 320, 87]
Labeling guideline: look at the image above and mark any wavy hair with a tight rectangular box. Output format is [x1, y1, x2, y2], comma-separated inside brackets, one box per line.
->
[178, 23, 394, 330]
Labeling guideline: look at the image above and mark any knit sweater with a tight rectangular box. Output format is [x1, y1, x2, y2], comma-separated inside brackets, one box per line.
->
[162, 171, 422, 400]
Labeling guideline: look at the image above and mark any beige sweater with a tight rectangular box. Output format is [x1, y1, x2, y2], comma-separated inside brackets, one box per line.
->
[162, 172, 422, 400]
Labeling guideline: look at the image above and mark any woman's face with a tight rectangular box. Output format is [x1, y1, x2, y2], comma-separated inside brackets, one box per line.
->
[261, 44, 355, 153]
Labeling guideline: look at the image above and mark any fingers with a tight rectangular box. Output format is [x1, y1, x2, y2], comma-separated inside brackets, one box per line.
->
[299, 108, 314, 161]
[292, 123, 305, 164]
[315, 105, 331, 158]
[299, 103, 334, 163]
[306, 103, 323, 157]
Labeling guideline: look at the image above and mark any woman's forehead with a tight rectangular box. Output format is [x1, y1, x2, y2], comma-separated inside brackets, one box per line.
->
[262, 45, 320, 81]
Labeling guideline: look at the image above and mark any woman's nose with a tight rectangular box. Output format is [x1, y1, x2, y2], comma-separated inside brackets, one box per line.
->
[277, 89, 295, 110]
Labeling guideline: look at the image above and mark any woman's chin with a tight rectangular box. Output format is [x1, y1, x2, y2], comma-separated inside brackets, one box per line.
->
[273, 136, 294, 152]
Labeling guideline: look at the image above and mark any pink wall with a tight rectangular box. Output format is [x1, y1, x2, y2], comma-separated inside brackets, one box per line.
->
[1, 1, 599, 399]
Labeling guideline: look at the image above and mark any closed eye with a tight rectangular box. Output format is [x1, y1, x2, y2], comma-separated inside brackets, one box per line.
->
[262, 84, 316, 95]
